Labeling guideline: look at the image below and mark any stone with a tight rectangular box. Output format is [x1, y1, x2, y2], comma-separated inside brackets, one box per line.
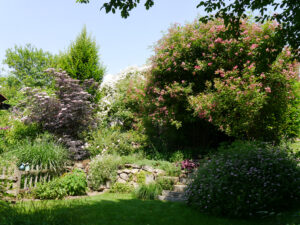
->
[117, 170, 123, 174]
[142, 165, 154, 173]
[120, 173, 129, 181]
[117, 178, 126, 184]
[123, 169, 131, 174]
[124, 163, 141, 169]
[145, 174, 154, 184]
[131, 169, 139, 174]
[154, 169, 165, 175]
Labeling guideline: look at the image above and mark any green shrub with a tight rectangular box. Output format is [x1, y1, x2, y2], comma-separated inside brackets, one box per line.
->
[88, 154, 121, 190]
[133, 183, 162, 200]
[136, 171, 147, 185]
[34, 178, 68, 200]
[7, 133, 69, 169]
[59, 169, 87, 196]
[109, 182, 134, 193]
[186, 141, 300, 217]
[34, 169, 87, 199]
[88, 127, 148, 156]
[156, 177, 175, 190]
[5, 121, 41, 145]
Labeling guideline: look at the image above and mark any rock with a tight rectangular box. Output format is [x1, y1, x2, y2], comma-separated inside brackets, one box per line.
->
[97, 185, 106, 191]
[123, 169, 131, 174]
[117, 170, 123, 174]
[120, 173, 129, 181]
[154, 169, 165, 175]
[124, 163, 141, 169]
[129, 181, 139, 188]
[131, 169, 139, 174]
[142, 165, 154, 172]
[145, 174, 154, 184]
[106, 181, 111, 188]
[117, 178, 126, 184]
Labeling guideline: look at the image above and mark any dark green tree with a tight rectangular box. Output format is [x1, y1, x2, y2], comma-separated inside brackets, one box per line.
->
[57, 26, 105, 82]
[76, 0, 299, 58]
[4, 44, 56, 87]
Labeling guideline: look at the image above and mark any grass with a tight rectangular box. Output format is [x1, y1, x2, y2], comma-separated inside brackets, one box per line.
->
[1, 193, 299, 225]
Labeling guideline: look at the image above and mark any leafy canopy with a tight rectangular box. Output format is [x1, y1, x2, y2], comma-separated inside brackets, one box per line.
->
[3, 43, 56, 87]
[76, 0, 300, 58]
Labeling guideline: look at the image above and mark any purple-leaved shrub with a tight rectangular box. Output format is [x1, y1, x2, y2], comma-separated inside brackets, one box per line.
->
[22, 69, 99, 159]
[185, 141, 300, 217]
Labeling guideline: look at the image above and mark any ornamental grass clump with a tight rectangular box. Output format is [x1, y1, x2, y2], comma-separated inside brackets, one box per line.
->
[185, 141, 300, 218]
[9, 133, 69, 169]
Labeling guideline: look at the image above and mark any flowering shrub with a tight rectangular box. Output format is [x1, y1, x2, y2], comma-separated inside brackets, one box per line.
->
[136, 18, 299, 145]
[87, 154, 121, 190]
[88, 127, 148, 156]
[23, 68, 99, 138]
[185, 141, 300, 217]
[90, 66, 151, 156]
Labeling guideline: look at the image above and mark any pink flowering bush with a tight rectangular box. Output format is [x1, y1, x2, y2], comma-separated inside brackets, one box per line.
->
[185, 141, 300, 217]
[136, 18, 299, 146]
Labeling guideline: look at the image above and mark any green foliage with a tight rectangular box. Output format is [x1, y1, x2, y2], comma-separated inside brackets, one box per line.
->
[77, 0, 299, 57]
[169, 151, 185, 162]
[0, 75, 24, 106]
[88, 127, 148, 156]
[4, 43, 57, 87]
[59, 169, 87, 196]
[88, 154, 121, 190]
[34, 179, 68, 200]
[186, 141, 300, 217]
[4, 121, 41, 145]
[109, 182, 134, 194]
[6, 133, 69, 168]
[34, 169, 87, 199]
[57, 26, 105, 82]
[132, 182, 162, 200]
[156, 177, 175, 190]
[136, 18, 299, 145]
[136, 171, 147, 184]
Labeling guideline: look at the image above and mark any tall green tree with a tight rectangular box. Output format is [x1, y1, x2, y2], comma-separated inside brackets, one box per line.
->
[76, 0, 300, 59]
[57, 26, 105, 82]
[4, 44, 56, 87]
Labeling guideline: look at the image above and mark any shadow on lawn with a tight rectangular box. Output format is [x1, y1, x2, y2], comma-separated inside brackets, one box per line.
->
[1, 196, 300, 225]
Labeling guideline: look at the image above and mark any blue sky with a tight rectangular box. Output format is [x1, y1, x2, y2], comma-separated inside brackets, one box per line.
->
[0, 0, 205, 76]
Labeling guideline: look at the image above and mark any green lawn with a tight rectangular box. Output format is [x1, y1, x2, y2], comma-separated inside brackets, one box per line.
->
[1, 193, 299, 225]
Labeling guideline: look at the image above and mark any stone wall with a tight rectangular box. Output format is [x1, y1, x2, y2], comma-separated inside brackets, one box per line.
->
[116, 164, 165, 188]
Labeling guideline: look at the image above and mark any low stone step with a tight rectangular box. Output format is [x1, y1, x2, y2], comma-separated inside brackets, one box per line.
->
[173, 184, 187, 192]
[158, 191, 187, 202]
[159, 176, 179, 183]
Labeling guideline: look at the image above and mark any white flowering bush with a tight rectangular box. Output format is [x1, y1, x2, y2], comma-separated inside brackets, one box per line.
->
[186, 141, 300, 217]
[88, 65, 150, 156]
[97, 65, 149, 126]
